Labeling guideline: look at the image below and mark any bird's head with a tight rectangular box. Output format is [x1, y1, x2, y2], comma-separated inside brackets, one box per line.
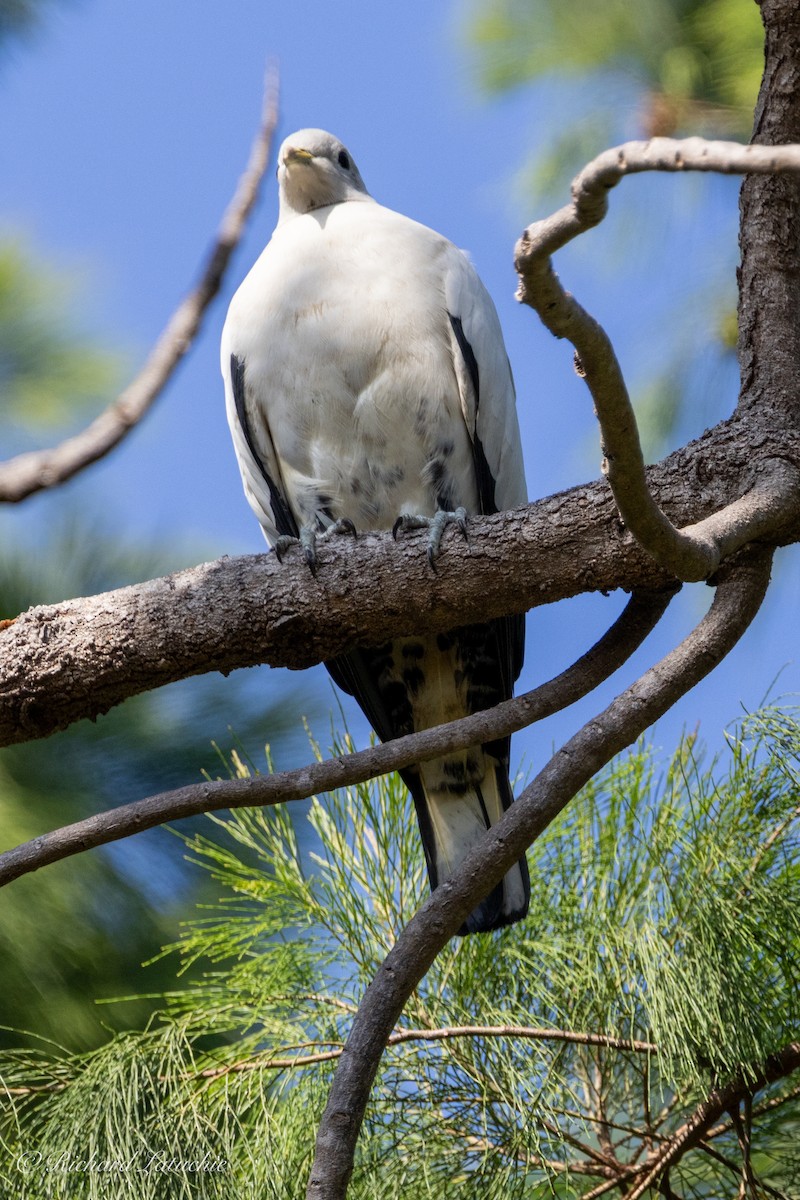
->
[276, 129, 370, 221]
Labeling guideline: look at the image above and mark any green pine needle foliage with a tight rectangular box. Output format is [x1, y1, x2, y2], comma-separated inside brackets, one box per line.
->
[1, 710, 799, 1198]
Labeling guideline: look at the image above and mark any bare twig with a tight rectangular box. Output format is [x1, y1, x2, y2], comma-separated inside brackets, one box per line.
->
[196, 1025, 659, 1080]
[306, 549, 773, 1199]
[0, 67, 279, 504]
[437, 1123, 603, 1178]
[593, 1058, 617, 1164]
[515, 137, 800, 582]
[698, 1141, 789, 1200]
[2, 1025, 658, 1097]
[731, 1097, 758, 1200]
[0, 588, 672, 887]
[704, 1079, 800, 1140]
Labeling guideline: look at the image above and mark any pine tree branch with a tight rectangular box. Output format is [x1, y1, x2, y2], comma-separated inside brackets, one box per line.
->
[0, 1026, 659, 1097]
[306, 548, 773, 1199]
[0, 67, 279, 504]
[195, 1025, 660, 1079]
[515, 138, 800, 582]
[619, 1041, 800, 1200]
[704, 1080, 800, 1140]
[0, 588, 672, 887]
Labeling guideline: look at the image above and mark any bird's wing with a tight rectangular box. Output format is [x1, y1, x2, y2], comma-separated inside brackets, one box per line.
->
[444, 246, 527, 518]
[443, 247, 527, 691]
[221, 346, 298, 544]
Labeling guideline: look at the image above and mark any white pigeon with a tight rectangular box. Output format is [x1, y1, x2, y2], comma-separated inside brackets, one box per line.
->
[221, 128, 529, 933]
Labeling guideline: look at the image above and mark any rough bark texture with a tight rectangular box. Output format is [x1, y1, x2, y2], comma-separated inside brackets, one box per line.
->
[2, 418, 799, 747]
[738, 1, 800, 428]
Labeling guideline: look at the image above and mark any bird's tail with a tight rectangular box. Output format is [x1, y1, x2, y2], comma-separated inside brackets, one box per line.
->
[403, 748, 530, 935]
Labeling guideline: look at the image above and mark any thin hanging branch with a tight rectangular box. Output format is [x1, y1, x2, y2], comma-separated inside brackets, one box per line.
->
[515, 137, 800, 581]
[0, 588, 673, 887]
[0, 66, 279, 504]
[198, 1025, 659, 1080]
[306, 548, 773, 1199]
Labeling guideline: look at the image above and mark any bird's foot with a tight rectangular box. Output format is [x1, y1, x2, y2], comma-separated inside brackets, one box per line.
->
[275, 518, 357, 573]
[392, 506, 468, 569]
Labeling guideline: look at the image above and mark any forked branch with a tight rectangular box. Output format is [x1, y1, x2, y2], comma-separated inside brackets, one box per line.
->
[306, 547, 772, 1199]
[515, 138, 800, 581]
[620, 1040, 800, 1200]
[0, 588, 672, 887]
[0, 67, 279, 503]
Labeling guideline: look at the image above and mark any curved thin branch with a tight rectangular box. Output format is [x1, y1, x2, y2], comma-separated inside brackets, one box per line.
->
[306, 547, 773, 1200]
[0, 67, 279, 504]
[0, 588, 673, 887]
[515, 137, 800, 582]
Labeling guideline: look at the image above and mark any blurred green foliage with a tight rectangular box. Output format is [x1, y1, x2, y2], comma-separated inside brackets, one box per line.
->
[468, 0, 763, 138]
[0, 239, 123, 433]
[0, 516, 320, 1051]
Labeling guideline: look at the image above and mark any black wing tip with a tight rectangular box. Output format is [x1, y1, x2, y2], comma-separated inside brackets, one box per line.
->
[457, 860, 531, 936]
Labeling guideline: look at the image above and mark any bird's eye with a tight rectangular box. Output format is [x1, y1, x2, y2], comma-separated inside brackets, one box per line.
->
[337, 149, 351, 170]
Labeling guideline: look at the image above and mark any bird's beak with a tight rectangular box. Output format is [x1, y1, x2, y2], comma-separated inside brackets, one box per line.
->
[283, 146, 315, 167]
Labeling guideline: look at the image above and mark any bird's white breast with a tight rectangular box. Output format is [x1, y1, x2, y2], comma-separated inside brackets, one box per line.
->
[223, 201, 480, 532]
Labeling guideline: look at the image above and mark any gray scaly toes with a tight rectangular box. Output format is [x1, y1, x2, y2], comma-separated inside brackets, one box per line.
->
[392, 507, 468, 568]
[275, 518, 357, 573]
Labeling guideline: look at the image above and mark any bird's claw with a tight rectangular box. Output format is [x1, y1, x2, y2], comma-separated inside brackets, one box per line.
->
[326, 517, 358, 540]
[393, 507, 469, 570]
[274, 525, 320, 572]
[274, 518, 357, 574]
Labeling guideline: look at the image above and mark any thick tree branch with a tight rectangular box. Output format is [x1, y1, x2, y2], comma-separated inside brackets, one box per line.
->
[0, 588, 671, 886]
[306, 548, 772, 1199]
[515, 138, 800, 581]
[0, 68, 279, 503]
[5, 386, 800, 749]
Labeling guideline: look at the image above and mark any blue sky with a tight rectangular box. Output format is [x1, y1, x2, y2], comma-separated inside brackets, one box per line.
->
[2, 0, 798, 786]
